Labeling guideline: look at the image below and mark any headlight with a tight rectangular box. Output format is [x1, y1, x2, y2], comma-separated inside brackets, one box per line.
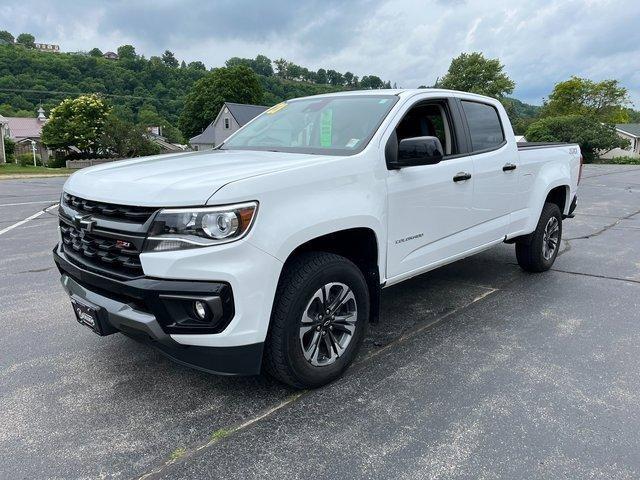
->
[145, 201, 258, 252]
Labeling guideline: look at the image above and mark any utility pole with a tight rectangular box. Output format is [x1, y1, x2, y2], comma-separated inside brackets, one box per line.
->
[31, 140, 37, 166]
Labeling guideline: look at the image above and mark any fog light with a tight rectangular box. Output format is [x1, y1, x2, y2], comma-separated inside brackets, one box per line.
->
[194, 300, 209, 320]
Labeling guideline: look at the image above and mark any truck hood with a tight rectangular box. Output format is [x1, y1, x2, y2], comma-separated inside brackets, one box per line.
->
[63, 149, 325, 206]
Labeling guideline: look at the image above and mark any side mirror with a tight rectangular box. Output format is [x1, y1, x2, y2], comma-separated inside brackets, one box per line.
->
[393, 136, 443, 168]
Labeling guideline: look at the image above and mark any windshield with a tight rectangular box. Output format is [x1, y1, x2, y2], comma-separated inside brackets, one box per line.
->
[221, 95, 398, 156]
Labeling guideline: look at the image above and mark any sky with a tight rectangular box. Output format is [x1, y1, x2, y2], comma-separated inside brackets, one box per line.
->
[2, 0, 639, 106]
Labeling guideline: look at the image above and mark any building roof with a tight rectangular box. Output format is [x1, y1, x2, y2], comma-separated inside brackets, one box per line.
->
[225, 103, 268, 126]
[616, 124, 640, 138]
[189, 102, 267, 145]
[3, 116, 46, 139]
[189, 122, 216, 145]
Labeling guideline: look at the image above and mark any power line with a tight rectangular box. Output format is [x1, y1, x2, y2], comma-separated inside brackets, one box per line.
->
[0, 87, 167, 102]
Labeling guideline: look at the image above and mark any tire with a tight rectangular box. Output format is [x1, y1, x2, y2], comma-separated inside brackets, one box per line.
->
[264, 252, 369, 389]
[516, 202, 562, 272]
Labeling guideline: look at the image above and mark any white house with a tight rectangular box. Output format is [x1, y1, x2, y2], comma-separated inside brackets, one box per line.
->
[189, 102, 267, 150]
[600, 124, 640, 159]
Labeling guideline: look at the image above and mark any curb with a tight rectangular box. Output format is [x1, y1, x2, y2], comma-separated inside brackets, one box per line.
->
[0, 174, 71, 180]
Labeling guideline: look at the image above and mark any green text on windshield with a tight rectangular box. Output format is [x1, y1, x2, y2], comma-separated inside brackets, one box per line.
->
[221, 95, 399, 156]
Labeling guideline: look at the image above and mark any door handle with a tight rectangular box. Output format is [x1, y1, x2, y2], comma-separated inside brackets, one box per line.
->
[502, 163, 517, 172]
[453, 172, 472, 182]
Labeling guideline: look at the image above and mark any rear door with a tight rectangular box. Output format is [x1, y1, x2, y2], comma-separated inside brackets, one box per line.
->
[385, 97, 476, 280]
[458, 98, 519, 244]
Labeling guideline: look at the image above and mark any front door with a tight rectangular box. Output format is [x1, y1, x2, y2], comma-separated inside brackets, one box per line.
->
[385, 99, 476, 280]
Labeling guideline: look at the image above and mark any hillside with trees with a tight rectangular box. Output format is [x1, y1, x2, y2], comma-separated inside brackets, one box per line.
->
[2, 33, 636, 164]
[0, 34, 394, 142]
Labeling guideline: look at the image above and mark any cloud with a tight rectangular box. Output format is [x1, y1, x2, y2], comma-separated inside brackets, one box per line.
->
[1, 0, 639, 105]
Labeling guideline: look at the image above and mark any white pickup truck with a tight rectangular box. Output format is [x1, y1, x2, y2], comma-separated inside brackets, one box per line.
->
[54, 89, 581, 388]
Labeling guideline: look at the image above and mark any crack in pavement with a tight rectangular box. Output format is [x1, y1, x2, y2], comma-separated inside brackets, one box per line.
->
[564, 209, 640, 241]
[582, 166, 640, 180]
[137, 287, 499, 480]
[550, 268, 640, 285]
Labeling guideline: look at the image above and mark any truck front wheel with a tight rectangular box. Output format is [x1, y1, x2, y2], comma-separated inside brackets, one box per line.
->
[516, 202, 562, 272]
[264, 252, 369, 389]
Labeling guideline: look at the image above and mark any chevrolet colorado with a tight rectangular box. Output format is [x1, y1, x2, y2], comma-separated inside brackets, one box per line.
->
[54, 89, 581, 388]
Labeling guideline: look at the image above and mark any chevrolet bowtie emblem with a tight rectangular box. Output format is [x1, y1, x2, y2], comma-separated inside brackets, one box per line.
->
[74, 214, 96, 233]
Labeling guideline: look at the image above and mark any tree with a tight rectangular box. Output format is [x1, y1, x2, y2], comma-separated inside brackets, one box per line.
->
[437, 52, 515, 98]
[274, 58, 289, 78]
[3, 137, 16, 162]
[0, 30, 14, 44]
[343, 72, 354, 86]
[162, 50, 179, 68]
[624, 108, 640, 123]
[525, 115, 629, 163]
[541, 76, 631, 123]
[100, 114, 160, 157]
[188, 61, 206, 70]
[253, 55, 273, 76]
[89, 47, 103, 57]
[327, 70, 344, 86]
[316, 68, 327, 84]
[226, 56, 253, 69]
[360, 75, 384, 89]
[117, 44, 137, 60]
[178, 65, 264, 138]
[287, 63, 303, 80]
[16, 33, 35, 48]
[42, 94, 111, 155]
[180, 60, 187, 69]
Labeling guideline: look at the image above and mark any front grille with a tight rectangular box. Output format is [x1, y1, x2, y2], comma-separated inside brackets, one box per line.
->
[63, 193, 156, 222]
[60, 221, 144, 277]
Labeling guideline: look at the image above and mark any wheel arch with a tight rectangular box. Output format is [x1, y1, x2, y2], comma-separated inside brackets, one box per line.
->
[277, 227, 382, 323]
[545, 184, 570, 215]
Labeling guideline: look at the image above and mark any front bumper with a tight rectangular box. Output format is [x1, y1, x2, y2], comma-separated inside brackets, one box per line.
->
[54, 245, 264, 375]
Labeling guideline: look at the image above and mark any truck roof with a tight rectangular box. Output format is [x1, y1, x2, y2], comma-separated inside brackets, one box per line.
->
[294, 88, 496, 102]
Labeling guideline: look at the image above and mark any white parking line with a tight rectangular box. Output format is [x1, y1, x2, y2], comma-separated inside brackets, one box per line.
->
[0, 204, 59, 236]
[0, 200, 60, 208]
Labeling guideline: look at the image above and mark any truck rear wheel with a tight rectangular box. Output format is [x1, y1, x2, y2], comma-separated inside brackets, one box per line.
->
[264, 252, 369, 389]
[516, 202, 562, 272]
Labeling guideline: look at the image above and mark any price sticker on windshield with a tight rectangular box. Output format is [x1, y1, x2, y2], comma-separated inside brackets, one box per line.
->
[266, 102, 287, 115]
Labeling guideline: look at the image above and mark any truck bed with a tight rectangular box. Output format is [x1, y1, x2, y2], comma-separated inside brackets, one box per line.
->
[517, 142, 577, 150]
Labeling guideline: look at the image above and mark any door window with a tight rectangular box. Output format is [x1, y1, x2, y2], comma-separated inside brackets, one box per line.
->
[461, 101, 505, 152]
[395, 102, 455, 155]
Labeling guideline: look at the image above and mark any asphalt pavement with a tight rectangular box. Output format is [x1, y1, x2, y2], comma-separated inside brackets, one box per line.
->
[1, 165, 639, 479]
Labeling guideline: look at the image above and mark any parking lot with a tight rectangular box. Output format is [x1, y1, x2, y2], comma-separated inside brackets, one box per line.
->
[1, 164, 640, 479]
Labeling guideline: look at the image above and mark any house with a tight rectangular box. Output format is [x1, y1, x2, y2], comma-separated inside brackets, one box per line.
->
[1, 107, 50, 163]
[103, 51, 119, 60]
[145, 129, 188, 152]
[34, 42, 60, 53]
[189, 102, 267, 150]
[600, 124, 640, 159]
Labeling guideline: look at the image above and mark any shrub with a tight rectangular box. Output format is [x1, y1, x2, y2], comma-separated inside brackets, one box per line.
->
[603, 156, 640, 165]
[525, 115, 629, 163]
[46, 154, 68, 168]
[16, 152, 42, 166]
[3, 137, 16, 162]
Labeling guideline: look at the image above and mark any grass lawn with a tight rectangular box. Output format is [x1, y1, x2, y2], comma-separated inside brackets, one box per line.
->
[594, 156, 640, 165]
[0, 164, 74, 176]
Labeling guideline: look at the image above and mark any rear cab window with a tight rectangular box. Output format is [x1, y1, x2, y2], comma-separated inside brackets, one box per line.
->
[461, 100, 505, 152]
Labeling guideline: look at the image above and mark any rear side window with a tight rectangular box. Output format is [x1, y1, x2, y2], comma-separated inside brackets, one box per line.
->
[461, 101, 505, 152]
